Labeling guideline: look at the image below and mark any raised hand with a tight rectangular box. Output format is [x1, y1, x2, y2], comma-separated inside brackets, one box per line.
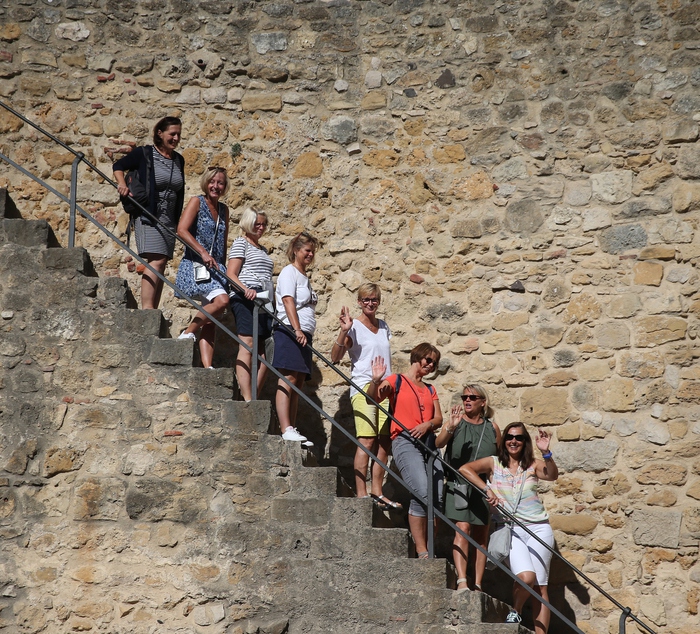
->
[450, 404, 462, 427]
[339, 305, 353, 333]
[370, 356, 387, 383]
[536, 429, 550, 453]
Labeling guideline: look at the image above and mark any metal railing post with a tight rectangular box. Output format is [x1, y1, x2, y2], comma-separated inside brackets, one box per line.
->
[619, 607, 631, 634]
[68, 153, 84, 247]
[251, 301, 259, 401]
[427, 450, 436, 558]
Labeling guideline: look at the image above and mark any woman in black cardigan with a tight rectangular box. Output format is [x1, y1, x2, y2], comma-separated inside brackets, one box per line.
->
[114, 116, 185, 309]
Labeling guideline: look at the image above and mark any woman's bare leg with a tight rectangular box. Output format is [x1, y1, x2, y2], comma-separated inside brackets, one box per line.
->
[141, 255, 168, 309]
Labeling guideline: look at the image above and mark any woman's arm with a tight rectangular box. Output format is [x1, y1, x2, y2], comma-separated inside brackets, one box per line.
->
[534, 429, 558, 481]
[411, 392, 442, 439]
[226, 255, 257, 300]
[330, 305, 353, 363]
[221, 204, 229, 264]
[113, 149, 142, 197]
[177, 198, 218, 269]
[435, 404, 461, 449]
[281, 295, 306, 347]
[366, 356, 392, 404]
[459, 456, 498, 506]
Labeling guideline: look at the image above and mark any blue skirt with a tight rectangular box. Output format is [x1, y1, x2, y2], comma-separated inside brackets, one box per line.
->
[272, 327, 313, 378]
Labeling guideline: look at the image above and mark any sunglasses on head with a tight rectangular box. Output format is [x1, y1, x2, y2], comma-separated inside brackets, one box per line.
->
[461, 394, 482, 402]
[505, 433, 526, 442]
[208, 166, 226, 171]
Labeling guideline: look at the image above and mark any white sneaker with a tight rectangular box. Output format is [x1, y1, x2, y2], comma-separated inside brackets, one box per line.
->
[281, 427, 307, 442]
[505, 610, 522, 624]
[178, 332, 196, 340]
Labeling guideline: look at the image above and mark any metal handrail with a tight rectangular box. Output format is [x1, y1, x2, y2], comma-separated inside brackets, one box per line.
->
[0, 100, 656, 634]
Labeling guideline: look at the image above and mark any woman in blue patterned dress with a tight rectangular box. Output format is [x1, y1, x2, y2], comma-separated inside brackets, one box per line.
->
[175, 167, 230, 369]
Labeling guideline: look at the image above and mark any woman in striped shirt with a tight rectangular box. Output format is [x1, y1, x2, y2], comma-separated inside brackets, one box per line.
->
[459, 423, 558, 634]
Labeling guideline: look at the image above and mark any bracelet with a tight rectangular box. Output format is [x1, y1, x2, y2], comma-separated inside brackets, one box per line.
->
[445, 427, 455, 435]
[333, 341, 345, 348]
[371, 379, 382, 385]
[542, 451, 553, 460]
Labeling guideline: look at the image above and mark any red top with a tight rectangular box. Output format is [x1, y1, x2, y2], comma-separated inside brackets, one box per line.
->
[386, 374, 439, 440]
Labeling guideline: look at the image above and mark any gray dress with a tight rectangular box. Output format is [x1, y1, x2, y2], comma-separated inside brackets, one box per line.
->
[444, 417, 498, 525]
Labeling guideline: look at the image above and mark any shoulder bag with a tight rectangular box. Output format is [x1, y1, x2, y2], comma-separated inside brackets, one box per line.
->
[486, 469, 527, 569]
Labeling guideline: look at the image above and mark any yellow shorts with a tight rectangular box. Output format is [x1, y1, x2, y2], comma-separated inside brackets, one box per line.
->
[351, 384, 390, 438]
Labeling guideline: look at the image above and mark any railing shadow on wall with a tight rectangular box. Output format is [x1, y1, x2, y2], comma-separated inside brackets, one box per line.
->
[0, 100, 657, 634]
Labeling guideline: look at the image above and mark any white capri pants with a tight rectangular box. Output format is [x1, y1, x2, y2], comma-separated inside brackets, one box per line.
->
[509, 522, 555, 586]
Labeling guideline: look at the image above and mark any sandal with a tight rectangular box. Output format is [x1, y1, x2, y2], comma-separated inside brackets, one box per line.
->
[371, 494, 403, 510]
[417, 551, 429, 559]
[456, 577, 468, 592]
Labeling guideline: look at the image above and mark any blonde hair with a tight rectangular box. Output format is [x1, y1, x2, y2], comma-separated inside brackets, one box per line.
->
[462, 383, 495, 419]
[357, 283, 381, 302]
[239, 207, 267, 235]
[199, 167, 230, 196]
[286, 231, 319, 263]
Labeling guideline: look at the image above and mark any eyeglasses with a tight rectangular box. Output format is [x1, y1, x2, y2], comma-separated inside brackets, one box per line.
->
[461, 394, 483, 402]
[505, 434, 526, 442]
[254, 222, 267, 227]
[423, 357, 436, 366]
[360, 298, 380, 305]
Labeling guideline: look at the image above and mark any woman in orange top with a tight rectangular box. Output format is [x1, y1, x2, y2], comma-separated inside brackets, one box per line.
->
[367, 342, 443, 558]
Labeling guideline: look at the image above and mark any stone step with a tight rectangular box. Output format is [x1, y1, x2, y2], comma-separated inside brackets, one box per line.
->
[145, 336, 196, 367]
[0, 217, 59, 248]
[91, 308, 169, 341]
[43, 247, 94, 275]
[0, 188, 20, 219]
[290, 465, 340, 497]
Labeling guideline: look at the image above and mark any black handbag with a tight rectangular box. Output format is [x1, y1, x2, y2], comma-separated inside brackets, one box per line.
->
[121, 168, 149, 218]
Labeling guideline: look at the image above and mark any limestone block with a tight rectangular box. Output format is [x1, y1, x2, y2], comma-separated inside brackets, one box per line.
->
[553, 348, 578, 367]
[362, 149, 398, 169]
[632, 163, 674, 195]
[617, 196, 672, 219]
[663, 119, 699, 143]
[454, 171, 493, 200]
[591, 171, 632, 204]
[241, 93, 282, 112]
[228, 87, 244, 103]
[251, 32, 287, 54]
[43, 447, 82, 477]
[550, 514, 598, 536]
[599, 224, 647, 254]
[672, 182, 700, 213]
[292, 152, 323, 178]
[321, 115, 357, 145]
[542, 370, 576, 386]
[21, 50, 57, 68]
[361, 92, 387, 110]
[638, 463, 687, 486]
[638, 245, 676, 260]
[73, 477, 126, 521]
[511, 327, 536, 352]
[555, 439, 619, 472]
[520, 387, 569, 425]
[677, 381, 700, 401]
[687, 480, 700, 501]
[639, 420, 671, 446]
[647, 489, 676, 507]
[617, 351, 665, 379]
[492, 312, 528, 331]
[19, 74, 52, 97]
[541, 277, 571, 308]
[480, 332, 510, 354]
[55, 22, 90, 42]
[53, 81, 83, 101]
[0, 23, 20, 41]
[125, 478, 209, 522]
[633, 316, 687, 347]
[563, 180, 591, 206]
[536, 325, 566, 348]
[595, 321, 630, 349]
[202, 87, 227, 104]
[677, 144, 700, 179]
[578, 359, 612, 381]
[564, 293, 602, 323]
[364, 70, 382, 89]
[433, 144, 466, 164]
[581, 207, 612, 232]
[175, 87, 201, 105]
[492, 157, 528, 181]
[607, 294, 640, 318]
[632, 509, 682, 547]
[602, 377, 635, 412]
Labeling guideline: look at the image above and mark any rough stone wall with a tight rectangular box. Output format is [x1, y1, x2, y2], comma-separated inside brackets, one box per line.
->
[0, 1, 699, 632]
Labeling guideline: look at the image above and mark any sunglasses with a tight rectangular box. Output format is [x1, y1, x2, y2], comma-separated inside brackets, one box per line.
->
[461, 394, 482, 402]
[423, 357, 436, 366]
[505, 433, 526, 442]
[360, 297, 380, 305]
[208, 166, 227, 173]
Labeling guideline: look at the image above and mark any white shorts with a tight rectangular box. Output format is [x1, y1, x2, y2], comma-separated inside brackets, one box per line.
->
[202, 288, 228, 303]
[509, 522, 554, 586]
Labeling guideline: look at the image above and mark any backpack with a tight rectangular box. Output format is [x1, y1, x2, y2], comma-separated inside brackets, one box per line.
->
[120, 147, 151, 219]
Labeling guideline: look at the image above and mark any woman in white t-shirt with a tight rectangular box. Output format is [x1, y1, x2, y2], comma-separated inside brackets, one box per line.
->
[330, 283, 400, 510]
[226, 208, 274, 401]
[273, 231, 319, 444]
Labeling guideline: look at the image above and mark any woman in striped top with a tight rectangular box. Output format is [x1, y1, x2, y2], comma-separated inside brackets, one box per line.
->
[459, 423, 558, 634]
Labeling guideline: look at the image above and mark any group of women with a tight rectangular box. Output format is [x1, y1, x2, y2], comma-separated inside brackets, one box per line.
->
[113, 117, 318, 439]
[115, 117, 558, 633]
[334, 287, 558, 634]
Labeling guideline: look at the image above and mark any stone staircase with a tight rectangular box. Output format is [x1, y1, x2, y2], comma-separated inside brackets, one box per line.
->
[0, 189, 529, 633]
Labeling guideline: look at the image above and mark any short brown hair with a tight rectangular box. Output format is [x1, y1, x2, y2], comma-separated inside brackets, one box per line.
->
[409, 342, 441, 367]
[497, 422, 534, 470]
[286, 231, 319, 263]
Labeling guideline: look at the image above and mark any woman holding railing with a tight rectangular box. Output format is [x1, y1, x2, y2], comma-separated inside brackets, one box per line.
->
[367, 343, 443, 559]
[330, 283, 400, 510]
[435, 384, 500, 592]
[459, 423, 558, 633]
[273, 231, 319, 445]
[226, 208, 274, 401]
[113, 116, 185, 309]
[174, 167, 230, 369]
